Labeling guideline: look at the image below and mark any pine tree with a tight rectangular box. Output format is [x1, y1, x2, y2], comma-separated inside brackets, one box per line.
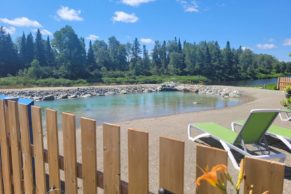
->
[0, 27, 19, 76]
[25, 33, 34, 67]
[34, 29, 46, 66]
[130, 38, 142, 75]
[142, 45, 151, 75]
[45, 37, 55, 67]
[87, 41, 97, 71]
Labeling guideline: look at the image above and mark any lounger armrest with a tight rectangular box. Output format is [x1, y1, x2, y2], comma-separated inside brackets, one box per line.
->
[279, 110, 291, 122]
[231, 122, 243, 132]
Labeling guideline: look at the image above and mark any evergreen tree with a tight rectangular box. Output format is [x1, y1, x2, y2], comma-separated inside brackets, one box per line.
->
[142, 45, 151, 75]
[93, 40, 110, 70]
[130, 38, 143, 75]
[25, 33, 34, 67]
[34, 29, 46, 66]
[222, 41, 235, 80]
[19, 33, 26, 69]
[152, 41, 162, 74]
[45, 37, 55, 67]
[0, 27, 19, 76]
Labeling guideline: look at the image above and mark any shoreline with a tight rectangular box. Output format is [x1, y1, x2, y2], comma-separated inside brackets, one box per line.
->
[0, 83, 241, 101]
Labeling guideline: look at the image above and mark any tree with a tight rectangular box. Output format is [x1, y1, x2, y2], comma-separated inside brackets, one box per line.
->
[130, 38, 143, 75]
[34, 29, 46, 66]
[142, 45, 151, 75]
[52, 25, 87, 79]
[108, 36, 128, 71]
[0, 27, 19, 76]
[93, 40, 110, 70]
[19, 33, 26, 69]
[222, 41, 235, 80]
[45, 37, 55, 67]
[151, 41, 162, 74]
[25, 33, 34, 67]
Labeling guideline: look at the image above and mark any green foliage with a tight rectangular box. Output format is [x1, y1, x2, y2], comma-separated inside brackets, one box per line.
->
[0, 76, 87, 88]
[102, 75, 208, 84]
[263, 83, 277, 90]
[285, 86, 291, 94]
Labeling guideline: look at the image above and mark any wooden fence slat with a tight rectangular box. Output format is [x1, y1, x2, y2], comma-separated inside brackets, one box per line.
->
[46, 109, 61, 194]
[128, 129, 149, 194]
[32, 106, 47, 194]
[103, 123, 120, 194]
[7, 100, 23, 194]
[62, 112, 77, 194]
[244, 157, 285, 194]
[19, 104, 34, 194]
[196, 144, 228, 194]
[159, 137, 184, 194]
[0, 100, 13, 194]
[81, 117, 97, 194]
[0, 155, 3, 194]
[278, 77, 291, 90]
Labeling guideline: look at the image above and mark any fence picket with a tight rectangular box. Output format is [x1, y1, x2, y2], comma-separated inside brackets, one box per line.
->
[19, 104, 34, 194]
[7, 100, 23, 194]
[32, 106, 47, 194]
[103, 123, 121, 194]
[46, 109, 61, 194]
[159, 137, 184, 194]
[81, 117, 97, 194]
[196, 144, 228, 194]
[62, 112, 77, 194]
[0, 100, 13, 194]
[244, 157, 285, 194]
[128, 129, 149, 194]
[278, 77, 291, 90]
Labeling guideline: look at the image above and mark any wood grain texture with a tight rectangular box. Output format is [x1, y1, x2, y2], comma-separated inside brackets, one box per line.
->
[62, 112, 77, 194]
[128, 129, 149, 194]
[159, 137, 184, 194]
[0, 100, 13, 194]
[19, 104, 34, 194]
[196, 144, 228, 194]
[32, 105, 47, 194]
[7, 100, 23, 194]
[103, 123, 121, 194]
[46, 109, 61, 194]
[244, 157, 285, 194]
[81, 117, 97, 194]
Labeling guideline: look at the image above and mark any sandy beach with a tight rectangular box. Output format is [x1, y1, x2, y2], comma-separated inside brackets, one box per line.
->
[51, 86, 290, 193]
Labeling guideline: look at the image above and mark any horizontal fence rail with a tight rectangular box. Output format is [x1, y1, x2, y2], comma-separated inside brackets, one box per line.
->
[0, 100, 286, 194]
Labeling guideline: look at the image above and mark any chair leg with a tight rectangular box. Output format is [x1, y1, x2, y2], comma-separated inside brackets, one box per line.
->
[219, 140, 240, 170]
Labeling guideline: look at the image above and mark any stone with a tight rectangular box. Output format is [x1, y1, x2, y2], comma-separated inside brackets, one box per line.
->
[43, 95, 55, 101]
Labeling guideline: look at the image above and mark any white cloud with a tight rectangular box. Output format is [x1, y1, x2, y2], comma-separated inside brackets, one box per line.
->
[283, 38, 291, 46]
[121, 0, 155, 6]
[0, 17, 42, 27]
[140, 38, 154, 45]
[2, 26, 16, 34]
[113, 11, 138, 23]
[177, 0, 199, 13]
[86, 34, 99, 41]
[256, 43, 276, 50]
[33, 29, 52, 36]
[57, 6, 83, 21]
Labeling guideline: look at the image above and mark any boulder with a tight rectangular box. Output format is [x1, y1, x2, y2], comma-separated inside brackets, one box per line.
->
[43, 95, 55, 101]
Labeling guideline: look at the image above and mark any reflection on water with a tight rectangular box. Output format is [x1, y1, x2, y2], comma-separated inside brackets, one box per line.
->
[36, 92, 242, 127]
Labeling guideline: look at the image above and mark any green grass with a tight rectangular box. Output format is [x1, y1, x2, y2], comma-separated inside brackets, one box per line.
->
[0, 76, 88, 88]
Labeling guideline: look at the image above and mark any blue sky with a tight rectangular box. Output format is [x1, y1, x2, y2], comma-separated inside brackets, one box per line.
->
[0, 0, 291, 61]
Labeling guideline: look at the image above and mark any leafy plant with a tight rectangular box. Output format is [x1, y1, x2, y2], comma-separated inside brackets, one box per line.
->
[285, 86, 291, 94]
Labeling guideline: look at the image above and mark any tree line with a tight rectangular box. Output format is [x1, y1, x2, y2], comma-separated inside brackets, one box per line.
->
[0, 25, 290, 82]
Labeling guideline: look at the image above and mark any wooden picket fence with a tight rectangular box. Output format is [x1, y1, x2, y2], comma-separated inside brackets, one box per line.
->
[277, 77, 291, 90]
[0, 99, 286, 194]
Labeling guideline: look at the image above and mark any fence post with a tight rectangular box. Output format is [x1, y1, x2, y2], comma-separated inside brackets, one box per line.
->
[244, 157, 285, 194]
[159, 137, 184, 194]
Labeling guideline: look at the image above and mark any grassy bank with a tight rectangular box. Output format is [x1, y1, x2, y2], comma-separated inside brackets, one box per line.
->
[0, 75, 208, 88]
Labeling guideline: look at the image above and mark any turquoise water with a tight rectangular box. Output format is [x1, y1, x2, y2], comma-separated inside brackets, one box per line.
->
[36, 92, 242, 126]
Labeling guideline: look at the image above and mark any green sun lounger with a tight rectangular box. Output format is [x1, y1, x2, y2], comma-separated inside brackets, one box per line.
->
[187, 109, 286, 170]
[233, 121, 291, 150]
